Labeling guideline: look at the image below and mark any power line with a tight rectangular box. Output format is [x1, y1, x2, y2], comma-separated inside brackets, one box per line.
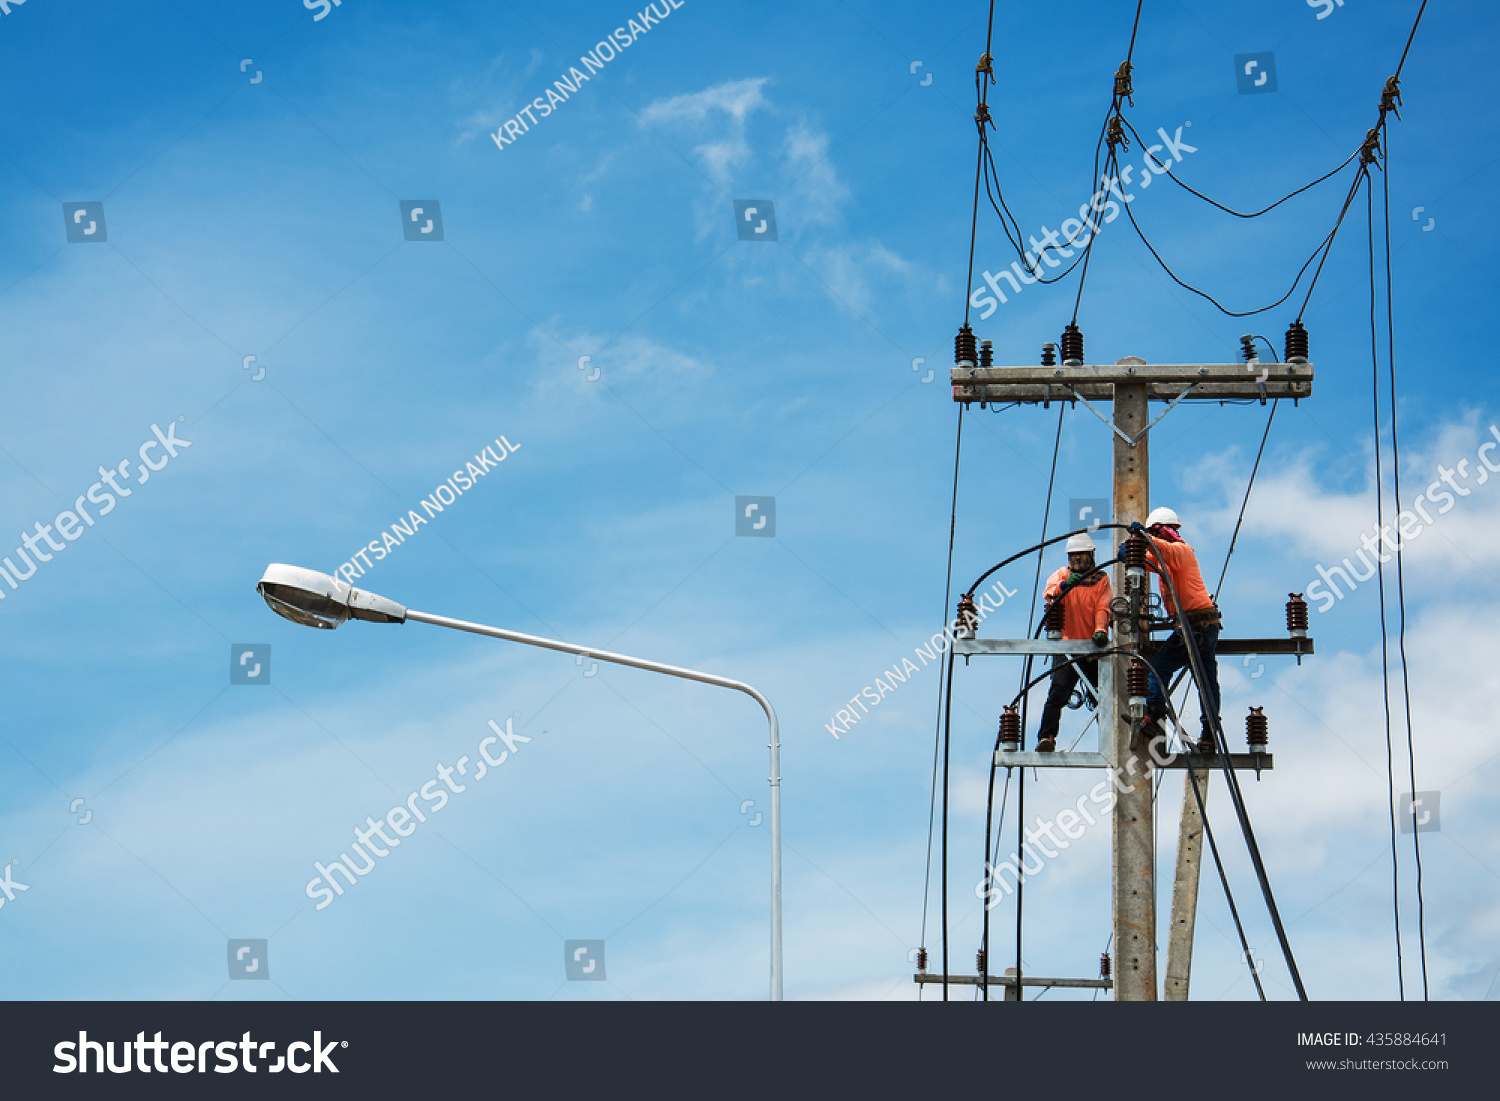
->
[1120, 116, 1360, 219]
[1214, 400, 1278, 600]
[1135, 527, 1309, 998]
[1385, 130, 1429, 1003]
[1118, 162, 1370, 318]
[961, 0, 1000, 326]
[918, 406, 965, 1000]
[1368, 172, 1406, 1002]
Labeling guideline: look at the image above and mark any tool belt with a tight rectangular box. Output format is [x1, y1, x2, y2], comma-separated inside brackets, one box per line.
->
[1184, 605, 1222, 629]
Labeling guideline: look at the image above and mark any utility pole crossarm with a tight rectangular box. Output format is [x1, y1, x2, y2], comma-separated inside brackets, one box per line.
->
[951, 361, 1313, 404]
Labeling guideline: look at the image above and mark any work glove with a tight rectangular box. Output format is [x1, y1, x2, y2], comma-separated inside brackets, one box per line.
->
[1067, 572, 1086, 587]
[1093, 631, 1109, 646]
[1128, 521, 1145, 534]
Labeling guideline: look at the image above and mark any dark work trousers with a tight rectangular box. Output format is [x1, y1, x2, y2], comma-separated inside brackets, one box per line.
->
[1036, 655, 1099, 744]
[1145, 622, 1221, 738]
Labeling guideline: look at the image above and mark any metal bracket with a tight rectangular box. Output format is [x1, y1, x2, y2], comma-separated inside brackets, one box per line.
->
[1065, 383, 1198, 449]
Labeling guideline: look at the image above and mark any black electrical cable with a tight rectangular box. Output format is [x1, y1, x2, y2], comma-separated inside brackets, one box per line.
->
[1296, 166, 1371, 319]
[963, 148, 988, 327]
[974, 0, 1139, 318]
[1010, 403, 1065, 1000]
[919, 406, 965, 1000]
[960, 0, 999, 325]
[992, 643, 1268, 999]
[1132, 654, 1267, 999]
[979, 554, 1118, 1000]
[1071, 0, 1141, 319]
[1368, 177, 1407, 1001]
[965, 523, 1131, 602]
[1213, 400, 1278, 601]
[1134, 525, 1308, 998]
[1383, 120, 1429, 1000]
[981, 137, 1092, 285]
[1119, 163, 1369, 318]
[1014, 758, 1025, 1001]
[941, 646, 956, 1001]
[1120, 116, 1360, 219]
[960, 0, 1002, 1003]
[1180, 741, 1269, 1000]
[1393, 0, 1429, 79]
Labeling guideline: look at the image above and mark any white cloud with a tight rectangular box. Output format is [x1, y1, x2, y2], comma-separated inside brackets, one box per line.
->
[1196, 412, 1500, 573]
[640, 77, 772, 190]
[781, 121, 850, 229]
[453, 48, 548, 146]
[799, 240, 913, 317]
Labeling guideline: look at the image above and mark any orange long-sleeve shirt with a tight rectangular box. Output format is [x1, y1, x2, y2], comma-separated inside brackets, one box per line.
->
[1043, 566, 1112, 639]
[1146, 538, 1214, 616]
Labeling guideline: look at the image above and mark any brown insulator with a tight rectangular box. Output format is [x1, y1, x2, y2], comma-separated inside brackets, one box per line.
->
[1286, 592, 1309, 637]
[1121, 534, 1147, 570]
[976, 948, 987, 974]
[1042, 598, 1066, 637]
[1100, 952, 1112, 980]
[956, 593, 979, 639]
[1246, 706, 1269, 752]
[998, 705, 1021, 748]
[1127, 659, 1149, 700]
[955, 325, 977, 366]
[916, 947, 929, 973]
[1284, 320, 1309, 363]
[1060, 323, 1084, 365]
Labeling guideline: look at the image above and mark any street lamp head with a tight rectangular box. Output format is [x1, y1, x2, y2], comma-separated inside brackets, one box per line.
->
[256, 564, 407, 629]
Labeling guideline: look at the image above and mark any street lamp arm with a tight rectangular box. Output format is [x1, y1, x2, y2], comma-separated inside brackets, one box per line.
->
[403, 608, 784, 1002]
[405, 610, 776, 726]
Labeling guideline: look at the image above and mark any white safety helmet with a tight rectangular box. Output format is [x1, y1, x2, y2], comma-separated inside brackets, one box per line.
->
[1145, 507, 1181, 529]
[1065, 533, 1097, 554]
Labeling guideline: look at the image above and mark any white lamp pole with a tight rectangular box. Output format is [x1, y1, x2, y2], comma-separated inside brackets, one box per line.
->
[256, 564, 783, 1001]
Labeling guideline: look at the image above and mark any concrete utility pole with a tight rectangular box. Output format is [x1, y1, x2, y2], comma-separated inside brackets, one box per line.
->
[1111, 379, 1156, 1000]
[1164, 768, 1209, 1000]
[942, 352, 1313, 1001]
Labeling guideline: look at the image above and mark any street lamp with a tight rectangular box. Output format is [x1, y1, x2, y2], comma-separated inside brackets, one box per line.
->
[256, 563, 784, 1001]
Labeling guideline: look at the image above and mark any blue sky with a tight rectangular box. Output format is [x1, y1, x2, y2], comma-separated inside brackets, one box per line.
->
[2, 0, 1498, 1001]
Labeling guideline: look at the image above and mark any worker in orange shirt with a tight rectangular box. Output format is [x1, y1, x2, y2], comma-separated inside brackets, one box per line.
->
[1035, 533, 1112, 752]
[1138, 507, 1222, 751]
